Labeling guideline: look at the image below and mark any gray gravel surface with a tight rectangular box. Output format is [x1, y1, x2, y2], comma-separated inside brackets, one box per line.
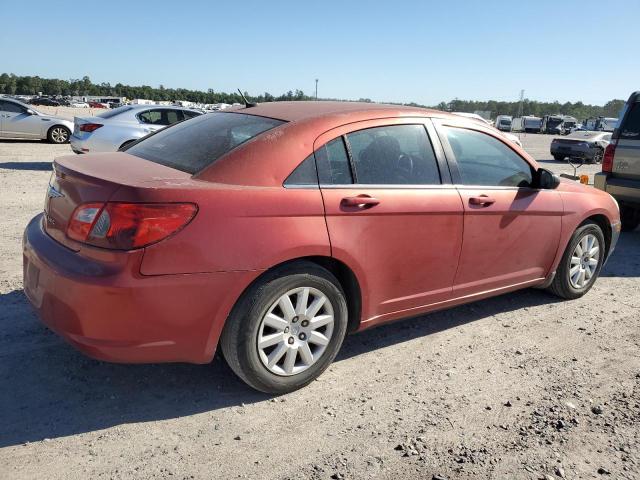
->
[0, 132, 638, 479]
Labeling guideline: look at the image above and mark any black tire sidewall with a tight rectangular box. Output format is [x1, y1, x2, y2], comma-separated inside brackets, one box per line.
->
[225, 267, 348, 394]
[558, 223, 605, 297]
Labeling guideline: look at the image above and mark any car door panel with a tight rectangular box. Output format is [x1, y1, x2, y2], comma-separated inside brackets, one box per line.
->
[433, 120, 563, 296]
[454, 187, 562, 296]
[315, 119, 464, 326]
[322, 187, 464, 323]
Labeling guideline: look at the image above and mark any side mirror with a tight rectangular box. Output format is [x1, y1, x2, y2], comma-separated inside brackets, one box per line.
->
[26, 109, 37, 115]
[537, 168, 561, 189]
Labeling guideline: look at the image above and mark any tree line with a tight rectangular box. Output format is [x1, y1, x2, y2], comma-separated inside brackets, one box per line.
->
[0, 73, 625, 119]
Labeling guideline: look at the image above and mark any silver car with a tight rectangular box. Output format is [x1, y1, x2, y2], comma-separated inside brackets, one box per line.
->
[550, 131, 611, 163]
[70, 105, 202, 153]
[0, 97, 73, 143]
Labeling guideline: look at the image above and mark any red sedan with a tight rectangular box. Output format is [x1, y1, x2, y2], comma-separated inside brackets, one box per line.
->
[23, 102, 621, 393]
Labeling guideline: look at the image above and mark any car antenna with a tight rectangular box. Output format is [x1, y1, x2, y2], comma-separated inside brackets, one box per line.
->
[237, 89, 257, 108]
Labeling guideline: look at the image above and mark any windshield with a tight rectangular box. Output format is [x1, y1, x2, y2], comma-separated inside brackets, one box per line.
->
[499, 119, 511, 126]
[548, 118, 562, 127]
[127, 112, 285, 174]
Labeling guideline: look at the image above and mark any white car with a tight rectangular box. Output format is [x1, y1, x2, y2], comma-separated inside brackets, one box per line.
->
[452, 112, 523, 148]
[0, 96, 74, 143]
[70, 104, 202, 153]
[70, 101, 90, 108]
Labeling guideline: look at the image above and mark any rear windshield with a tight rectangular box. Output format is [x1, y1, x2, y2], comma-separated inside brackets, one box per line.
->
[618, 103, 640, 140]
[97, 106, 134, 119]
[126, 112, 285, 174]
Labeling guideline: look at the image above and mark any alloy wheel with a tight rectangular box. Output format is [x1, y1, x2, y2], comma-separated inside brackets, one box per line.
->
[51, 127, 68, 143]
[569, 233, 600, 289]
[257, 287, 334, 376]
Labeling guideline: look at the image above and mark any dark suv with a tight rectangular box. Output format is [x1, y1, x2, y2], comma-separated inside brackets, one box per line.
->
[594, 91, 640, 231]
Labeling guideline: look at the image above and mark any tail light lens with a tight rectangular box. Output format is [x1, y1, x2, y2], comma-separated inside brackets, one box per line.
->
[67, 202, 197, 250]
[79, 123, 103, 132]
[602, 143, 616, 173]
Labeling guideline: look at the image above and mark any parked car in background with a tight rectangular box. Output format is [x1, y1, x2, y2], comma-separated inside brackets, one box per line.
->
[30, 97, 61, 107]
[24, 102, 620, 394]
[88, 101, 109, 109]
[541, 115, 564, 134]
[560, 116, 578, 135]
[512, 116, 542, 133]
[550, 131, 611, 163]
[584, 116, 618, 132]
[70, 104, 202, 153]
[495, 115, 512, 131]
[452, 112, 523, 147]
[70, 101, 90, 108]
[594, 91, 640, 231]
[0, 96, 73, 143]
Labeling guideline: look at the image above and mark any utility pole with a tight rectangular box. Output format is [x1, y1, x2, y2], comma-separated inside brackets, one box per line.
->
[517, 89, 525, 118]
[315, 79, 318, 100]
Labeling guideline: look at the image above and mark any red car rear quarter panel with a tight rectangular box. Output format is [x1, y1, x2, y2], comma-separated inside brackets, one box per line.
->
[111, 184, 331, 275]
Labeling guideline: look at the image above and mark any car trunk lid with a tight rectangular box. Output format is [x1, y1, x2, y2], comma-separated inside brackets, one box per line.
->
[44, 153, 192, 251]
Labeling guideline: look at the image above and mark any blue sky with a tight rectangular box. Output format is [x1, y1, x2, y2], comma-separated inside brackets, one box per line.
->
[3, 0, 638, 105]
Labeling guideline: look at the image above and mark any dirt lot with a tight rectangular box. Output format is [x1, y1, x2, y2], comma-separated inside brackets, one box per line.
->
[0, 131, 638, 480]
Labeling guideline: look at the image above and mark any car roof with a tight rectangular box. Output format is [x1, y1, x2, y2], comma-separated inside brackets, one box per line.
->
[228, 101, 445, 123]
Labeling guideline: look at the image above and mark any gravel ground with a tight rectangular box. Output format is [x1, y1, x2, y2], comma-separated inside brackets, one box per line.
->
[0, 129, 638, 480]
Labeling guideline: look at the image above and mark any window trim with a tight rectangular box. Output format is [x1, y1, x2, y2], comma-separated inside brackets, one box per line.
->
[432, 119, 538, 189]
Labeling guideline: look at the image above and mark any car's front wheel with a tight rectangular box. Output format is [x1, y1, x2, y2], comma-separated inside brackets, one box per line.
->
[547, 221, 605, 299]
[220, 262, 348, 394]
[553, 154, 565, 161]
[47, 125, 70, 144]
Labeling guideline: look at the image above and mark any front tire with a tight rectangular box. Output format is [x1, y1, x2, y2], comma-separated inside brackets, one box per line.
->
[547, 221, 605, 299]
[220, 262, 348, 394]
[47, 125, 70, 144]
[553, 154, 565, 161]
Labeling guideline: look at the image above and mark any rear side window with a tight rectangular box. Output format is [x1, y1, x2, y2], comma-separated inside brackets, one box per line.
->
[315, 137, 353, 184]
[445, 127, 533, 187]
[127, 112, 284, 174]
[619, 103, 640, 140]
[0, 100, 25, 113]
[138, 109, 182, 126]
[346, 125, 440, 184]
[284, 155, 318, 186]
[183, 110, 201, 119]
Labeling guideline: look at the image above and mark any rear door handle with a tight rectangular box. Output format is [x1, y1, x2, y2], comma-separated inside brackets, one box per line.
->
[341, 195, 380, 209]
[469, 195, 496, 206]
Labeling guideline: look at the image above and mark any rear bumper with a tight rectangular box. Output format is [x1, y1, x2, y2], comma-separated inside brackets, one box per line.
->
[594, 173, 640, 206]
[23, 213, 258, 364]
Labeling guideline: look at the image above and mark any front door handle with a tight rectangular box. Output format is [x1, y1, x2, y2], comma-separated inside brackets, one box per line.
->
[341, 195, 380, 209]
[469, 195, 496, 206]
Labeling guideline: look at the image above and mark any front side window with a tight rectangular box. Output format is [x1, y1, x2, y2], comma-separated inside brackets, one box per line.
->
[346, 125, 440, 185]
[127, 112, 284, 174]
[445, 127, 533, 187]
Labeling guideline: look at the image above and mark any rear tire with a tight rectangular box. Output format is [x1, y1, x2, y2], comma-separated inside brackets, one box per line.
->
[47, 125, 70, 144]
[621, 206, 639, 232]
[547, 221, 605, 299]
[220, 262, 348, 394]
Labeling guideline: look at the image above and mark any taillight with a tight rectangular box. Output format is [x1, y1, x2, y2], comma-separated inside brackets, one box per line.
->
[79, 123, 103, 132]
[602, 143, 616, 173]
[67, 202, 197, 250]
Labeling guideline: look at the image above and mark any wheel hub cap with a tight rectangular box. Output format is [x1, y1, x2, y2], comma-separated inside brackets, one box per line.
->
[569, 233, 600, 289]
[257, 287, 334, 376]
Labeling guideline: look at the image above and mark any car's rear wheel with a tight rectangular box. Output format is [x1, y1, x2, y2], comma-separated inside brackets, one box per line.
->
[553, 154, 565, 161]
[547, 221, 605, 299]
[47, 125, 70, 144]
[220, 262, 348, 394]
[621, 206, 639, 232]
